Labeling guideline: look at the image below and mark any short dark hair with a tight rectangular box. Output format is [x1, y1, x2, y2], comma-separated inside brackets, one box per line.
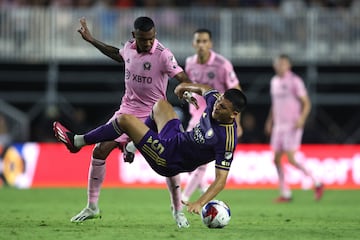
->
[278, 53, 291, 63]
[224, 88, 247, 113]
[194, 28, 212, 39]
[134, 16, 155, 32]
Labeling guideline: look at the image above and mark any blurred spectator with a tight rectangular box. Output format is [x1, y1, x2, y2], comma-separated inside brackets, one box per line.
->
[0, 114, 12, 146]
[0, 0, 355, 8]
[305, 0, 352, 8]
[32, 105, 62, 142]
[240, 111, 264, 143]
[113, 0, 135, 8]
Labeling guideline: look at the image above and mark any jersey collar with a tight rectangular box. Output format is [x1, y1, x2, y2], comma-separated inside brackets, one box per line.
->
[130, 39, 158, 54]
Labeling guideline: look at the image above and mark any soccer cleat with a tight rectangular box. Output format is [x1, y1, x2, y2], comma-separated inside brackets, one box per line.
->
[70, 207, 101, 223]
[274, 196, 292, 203]
[173, 211, 190, 228]
[53, 121, 80, 153]
[123, 143, 135, 163]
[314, 183, 324, 201]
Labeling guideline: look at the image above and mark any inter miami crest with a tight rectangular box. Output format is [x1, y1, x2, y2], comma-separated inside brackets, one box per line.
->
[207, 71, 215, 79]
[143, 62, 151, 71]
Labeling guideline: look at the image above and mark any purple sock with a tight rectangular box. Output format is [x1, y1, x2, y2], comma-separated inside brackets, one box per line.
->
[84, 120, 122, 144]
[145, 115, 157, 132]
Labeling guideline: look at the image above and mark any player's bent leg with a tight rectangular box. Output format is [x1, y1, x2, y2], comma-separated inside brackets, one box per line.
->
[152, 100, 178, 132]
[70, 207, 101, 223]
[117, 114, 149, 144]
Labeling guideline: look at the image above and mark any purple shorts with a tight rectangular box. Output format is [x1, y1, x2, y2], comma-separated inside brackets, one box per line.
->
[270, 128, 303, 152]
[135, 119, 184, 177]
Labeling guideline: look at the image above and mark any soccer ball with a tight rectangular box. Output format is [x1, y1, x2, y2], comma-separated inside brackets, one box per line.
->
[201, 200, 231, 228]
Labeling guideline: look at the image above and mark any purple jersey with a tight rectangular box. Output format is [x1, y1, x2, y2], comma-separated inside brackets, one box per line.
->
[136, 90, 237, 177]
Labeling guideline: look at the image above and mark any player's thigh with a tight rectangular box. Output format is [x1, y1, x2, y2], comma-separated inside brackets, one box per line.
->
[283, 128, 303, 151]
[270, 130, 283, 152]
[152, 100, 178, 132]
[118, 114, 149, 144]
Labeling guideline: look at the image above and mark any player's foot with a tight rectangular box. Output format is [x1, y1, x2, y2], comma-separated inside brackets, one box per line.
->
[123, 143, 135, 163]
[53, 121, 80, 153]
[274, 196, 292, 203]
[173, 211, 190, 228]
[70, 207, 101, 223]
[314, 183, 324, 201]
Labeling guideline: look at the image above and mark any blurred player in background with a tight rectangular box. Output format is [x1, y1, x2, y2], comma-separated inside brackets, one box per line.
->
[72, 16, 192, 227]
[54, 82, 247, 215]
[264, 54, 323, 202]
[181, 29, 242, 202]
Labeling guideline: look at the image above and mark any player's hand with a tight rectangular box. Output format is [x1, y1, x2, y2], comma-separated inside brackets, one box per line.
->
[183, 91, 199, 109]
[78, 17, 94, 42]
[182, 200, 201, 214]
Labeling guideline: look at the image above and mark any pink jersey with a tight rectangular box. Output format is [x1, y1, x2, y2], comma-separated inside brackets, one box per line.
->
[110, 38, 183, 143]
[270, 71, 307, 131]
[185, 50, 239, 130]
[118, 38, 183, 118]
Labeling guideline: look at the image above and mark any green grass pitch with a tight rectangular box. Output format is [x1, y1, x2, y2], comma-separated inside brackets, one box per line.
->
[1, 188, 359, 240]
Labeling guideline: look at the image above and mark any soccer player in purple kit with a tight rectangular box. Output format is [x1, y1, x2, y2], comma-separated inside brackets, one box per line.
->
[53, 82, 247, 216]
[71, 16, 192, 227]
[181, 29, 242, 202]
[264, 54, 323, 202]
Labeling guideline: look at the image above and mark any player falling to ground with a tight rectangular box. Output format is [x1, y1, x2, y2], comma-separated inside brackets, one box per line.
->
[264, 54, 323, 203]
[72, 16, 192, 227]
[54, 82, 247, 216]
[181, 29, 242, 202]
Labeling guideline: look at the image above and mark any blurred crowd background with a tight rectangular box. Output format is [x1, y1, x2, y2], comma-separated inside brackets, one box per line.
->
[0, 0, 359, 145]
[0, 0, 356, 8]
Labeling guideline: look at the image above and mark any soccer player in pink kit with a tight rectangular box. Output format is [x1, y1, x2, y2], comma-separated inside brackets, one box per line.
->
[71, 16, 191, 227]
[181, 29, 242, 202]
[265, 54, 323, 202]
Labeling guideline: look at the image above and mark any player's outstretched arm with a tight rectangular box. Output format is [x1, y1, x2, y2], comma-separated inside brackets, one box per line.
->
[183, 168, 228, 214]
[78, 17, 123, 63]
[174, 82, 212, 99]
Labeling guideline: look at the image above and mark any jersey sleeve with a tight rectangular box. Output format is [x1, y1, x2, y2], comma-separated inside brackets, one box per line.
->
[119, 40, 130, 58]
[293, 75, 308, 98]
[214, 125, 236, 171]
[223, 60, 240, 89]
[161, 48, 184, 78]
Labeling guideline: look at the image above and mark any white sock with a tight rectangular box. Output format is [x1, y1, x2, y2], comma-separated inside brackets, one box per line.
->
[126, 141, 137, 152]
[74, 135, 86, 148]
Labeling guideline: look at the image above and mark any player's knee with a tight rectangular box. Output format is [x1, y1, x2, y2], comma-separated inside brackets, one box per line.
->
[117, 114, 135, 128]
[153, 100, 169, 112]
[92, 144, 111, 159]
[153, 100, 176, 117]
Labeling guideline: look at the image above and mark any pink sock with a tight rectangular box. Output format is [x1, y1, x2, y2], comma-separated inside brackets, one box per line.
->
[166, 175, 182, 212]
[88, 158, 106, 206]
[182, 164, 207, 201]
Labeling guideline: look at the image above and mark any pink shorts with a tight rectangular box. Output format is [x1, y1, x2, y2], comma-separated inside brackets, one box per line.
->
[270, 128, 303, 152]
